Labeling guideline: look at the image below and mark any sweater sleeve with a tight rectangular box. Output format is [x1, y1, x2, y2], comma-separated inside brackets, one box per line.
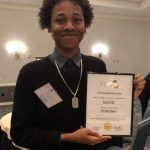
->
[139, 77, 150, 117]
[10, 66, 62, 150]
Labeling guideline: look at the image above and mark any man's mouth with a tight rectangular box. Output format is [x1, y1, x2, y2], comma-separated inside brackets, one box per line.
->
[62, 34, 76, 36]
[62, 34, 77, 39]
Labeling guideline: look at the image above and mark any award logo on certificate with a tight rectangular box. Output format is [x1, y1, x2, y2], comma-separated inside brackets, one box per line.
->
[86, 73, 134, 136]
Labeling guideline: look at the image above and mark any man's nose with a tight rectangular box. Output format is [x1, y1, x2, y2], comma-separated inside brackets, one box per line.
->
[64, 21, 75, 30]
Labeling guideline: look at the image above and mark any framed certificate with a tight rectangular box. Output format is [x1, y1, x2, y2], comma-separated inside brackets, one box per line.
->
[86, 73, 134, 136]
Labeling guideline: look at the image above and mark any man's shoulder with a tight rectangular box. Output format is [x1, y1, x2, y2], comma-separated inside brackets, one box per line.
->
[81, 54, 106, 66]
[20, 56, 51, 74]
[81, 54, 107, 72]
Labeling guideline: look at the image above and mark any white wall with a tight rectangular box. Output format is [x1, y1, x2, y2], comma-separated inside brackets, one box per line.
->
[0, 7, 54, 84]
[143, 20, 150, 76]
[0, 6, 149, 84]
[81, 17, 146, 74]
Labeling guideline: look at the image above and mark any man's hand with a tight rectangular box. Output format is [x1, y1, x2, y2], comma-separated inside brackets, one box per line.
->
[60, 127, 112, 146]
[134, 74, 146, 98]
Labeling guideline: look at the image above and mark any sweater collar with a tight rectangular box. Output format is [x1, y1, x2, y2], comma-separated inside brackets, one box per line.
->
[50, 49, 81, 69]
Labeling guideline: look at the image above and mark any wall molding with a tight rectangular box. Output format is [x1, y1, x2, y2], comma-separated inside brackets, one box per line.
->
[0, 1, 150, 21]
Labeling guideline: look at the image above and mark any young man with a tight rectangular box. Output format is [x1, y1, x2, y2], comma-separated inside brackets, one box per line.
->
[10, 0, 145, 150]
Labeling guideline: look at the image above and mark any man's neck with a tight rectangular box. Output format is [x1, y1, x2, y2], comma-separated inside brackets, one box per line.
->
[55, 47, 80, 59]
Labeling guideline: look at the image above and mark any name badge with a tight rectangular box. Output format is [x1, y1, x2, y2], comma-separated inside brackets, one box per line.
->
[34, 83, 62, 108]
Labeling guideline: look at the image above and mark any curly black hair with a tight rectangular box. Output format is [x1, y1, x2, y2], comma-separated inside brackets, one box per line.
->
[38, 0, 94, 31]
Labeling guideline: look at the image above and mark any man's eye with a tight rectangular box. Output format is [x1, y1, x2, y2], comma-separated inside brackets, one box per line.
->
[55, 19, 65, 24]
[74, 18, 82, 24]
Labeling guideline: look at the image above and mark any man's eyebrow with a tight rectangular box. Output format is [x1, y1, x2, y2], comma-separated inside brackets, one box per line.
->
[73, 12, 82, 16]
[55, 12, 65, 17]
[54, 11, 82, 17]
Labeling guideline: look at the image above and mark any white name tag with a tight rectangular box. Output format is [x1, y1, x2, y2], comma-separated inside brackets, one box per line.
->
[34, 83, 62, 108]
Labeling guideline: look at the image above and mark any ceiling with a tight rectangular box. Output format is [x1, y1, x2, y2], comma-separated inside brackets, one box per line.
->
[0, 0, 150, 20]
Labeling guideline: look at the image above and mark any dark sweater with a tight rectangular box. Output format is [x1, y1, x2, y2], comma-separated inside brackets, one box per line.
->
[10, 54, 122, 150]
[140, 73, 150, 117]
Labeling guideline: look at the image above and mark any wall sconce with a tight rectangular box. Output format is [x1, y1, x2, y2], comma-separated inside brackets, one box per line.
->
[5, 40, 28, 59]
[35, 57, 43, 61]
[92, 43, 109, 58]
